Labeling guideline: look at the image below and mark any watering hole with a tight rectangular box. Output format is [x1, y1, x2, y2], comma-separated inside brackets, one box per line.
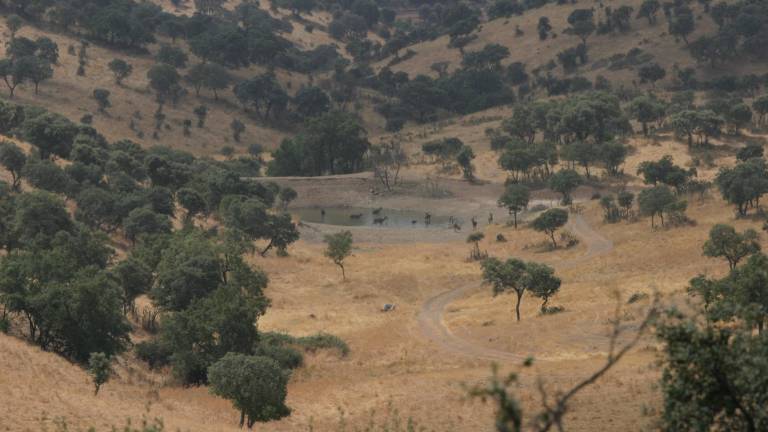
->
[291, 207, 461, 228]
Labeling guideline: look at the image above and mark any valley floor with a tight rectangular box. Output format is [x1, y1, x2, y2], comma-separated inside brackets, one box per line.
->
[3, 166, 754, 432]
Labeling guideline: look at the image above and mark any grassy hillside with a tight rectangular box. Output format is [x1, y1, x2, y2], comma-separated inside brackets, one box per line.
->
[2, 0, 768, 431]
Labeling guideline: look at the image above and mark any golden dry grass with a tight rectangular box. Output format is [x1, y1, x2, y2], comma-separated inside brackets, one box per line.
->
[2, 2, 768, 430]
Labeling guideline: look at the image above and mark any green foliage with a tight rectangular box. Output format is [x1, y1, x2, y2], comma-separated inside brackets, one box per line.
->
[156, 44, 188, 69]
[123, 207, 172, 243]
[163, 288, 257, 383]
[548, 170, 581, 205]
[525, 262, 562, 314]
[324, 230, 353, 280]
[716, 158, 768, 216]
[657, 298, 768, 431]
[18, 111, 79, 160]
[146, 63, 180, 106]
[108, 58, 133, 85]
[456, 145, 476, 180]
[531, 208, 569, 248]
[498, 184, 529, 228]
[703, 224, 760, 270]
[268, 111, 369, 176]
[628, 95, 666, 136]
[151, 231, 222, 311]
[111, 257, 153, 313]
[186, 62, 231, 99]
[135, 339, 172, 370]
[638, 185, 678, 227]
[294, 86, 330, 119]
[668, 5, 695, 44]
[93, 88, 111, 112]
[482, 257, 560, 321]
[208, 353, 291, 428]
[88, 352, 112, 395]
[637, 155, 695, 192]
[637, 63, 666, 87]
[0, 140, 26, 190]
[23, 159, 70, 195]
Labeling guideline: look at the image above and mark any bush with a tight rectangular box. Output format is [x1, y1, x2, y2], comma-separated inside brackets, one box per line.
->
[254, 342, 304, 370]
[627, 292, 649, 304]
[259, 331, 350, 358]
[135, 340, 172, 369]
[296, 333, 350, 356]
[542, 305, 565, 315]
[559, 230, 580, 248]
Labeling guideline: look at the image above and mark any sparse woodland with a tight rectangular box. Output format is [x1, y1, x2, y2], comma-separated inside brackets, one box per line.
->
[0, 0, 768, 430]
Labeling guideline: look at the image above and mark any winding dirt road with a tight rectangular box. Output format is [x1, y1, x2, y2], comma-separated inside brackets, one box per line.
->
[417, 213, 614, 363]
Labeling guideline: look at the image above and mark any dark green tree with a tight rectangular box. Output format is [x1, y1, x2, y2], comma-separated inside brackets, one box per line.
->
[108, 59, 133, 85]
[208, 354, 291, 428]
[498, 184, 530, 229]
[531, 208, 569, 248]
[703, 224, 760, 270]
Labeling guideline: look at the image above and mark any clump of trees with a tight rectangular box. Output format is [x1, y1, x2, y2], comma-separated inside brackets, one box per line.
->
[492, 92, 630, 186]
[657, 231, 768, 430]
[268, 111, 369, 176]
[481, 257, 561, 321]
[0, 36, 57, 97]
[716, 158, 768, 216]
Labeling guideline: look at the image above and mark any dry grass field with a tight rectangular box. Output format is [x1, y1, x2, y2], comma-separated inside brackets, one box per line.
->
[1, 0, 767, 431]
[4, 133, 764, 431]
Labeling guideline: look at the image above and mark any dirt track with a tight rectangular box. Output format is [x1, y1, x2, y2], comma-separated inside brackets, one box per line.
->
[417, 213, 615, 363]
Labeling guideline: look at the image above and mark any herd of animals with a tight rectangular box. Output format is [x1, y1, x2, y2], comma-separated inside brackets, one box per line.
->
[317, 207, 497, 231]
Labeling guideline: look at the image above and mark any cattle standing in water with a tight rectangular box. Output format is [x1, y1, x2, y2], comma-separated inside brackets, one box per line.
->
[350, 213, 363, 219]
[372, 207, 383, 215]
[373, 216, 388, 225]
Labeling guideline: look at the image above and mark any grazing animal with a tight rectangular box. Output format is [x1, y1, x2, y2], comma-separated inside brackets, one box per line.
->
[372, 207, 383, 215]
[320, 209, 326, 218]
[452, 223, 462, 232]
[373, 216, 388, 225]
[412, 220, 418, 224]
[382, 303, 396, 312]
[471, 217, 478, 231]
[496, 233, 507, 242]
[350, 213, 363, 219]
[488, 212, 494, 224]
[424, 212, 432, 225]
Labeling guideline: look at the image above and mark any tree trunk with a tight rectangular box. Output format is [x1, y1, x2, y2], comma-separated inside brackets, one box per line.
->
[260, 240, 274, 257]
[339, 263, 346, 281]
[513, 211, 518, 229]
[550, 231, 557, 248]
[515, 290, 523, 322]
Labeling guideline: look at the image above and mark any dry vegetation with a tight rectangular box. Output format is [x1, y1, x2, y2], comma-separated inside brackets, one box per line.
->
[2, 0, 768, 431]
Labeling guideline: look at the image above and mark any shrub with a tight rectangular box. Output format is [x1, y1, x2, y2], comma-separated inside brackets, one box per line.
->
[542, 305, 565, 315]
[296, 333, 350, 356]
[627, 292, 649, 304]
[254, 342, 304, 370]
[135, 340, 172, 369]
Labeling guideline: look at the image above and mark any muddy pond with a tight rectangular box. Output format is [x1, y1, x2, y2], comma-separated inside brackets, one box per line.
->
[291, 207, 462, 229]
